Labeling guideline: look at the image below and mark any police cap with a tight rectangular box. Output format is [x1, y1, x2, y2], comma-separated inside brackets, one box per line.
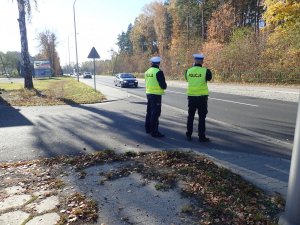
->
[193, 54, 204, 60]
[150, 56, 161, 63]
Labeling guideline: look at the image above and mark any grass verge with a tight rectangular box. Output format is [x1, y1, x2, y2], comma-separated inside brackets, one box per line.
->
[0, 77, 105, 106]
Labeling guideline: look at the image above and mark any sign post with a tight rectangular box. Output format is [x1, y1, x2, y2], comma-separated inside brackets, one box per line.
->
[87, 47, 100, 90]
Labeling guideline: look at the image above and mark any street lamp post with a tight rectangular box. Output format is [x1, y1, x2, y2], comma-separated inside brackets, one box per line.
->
[68, 33, 78, 74]
[109, 49, 114, 75]
[67, 34, 71, 73]
[73, 0, 79, 82]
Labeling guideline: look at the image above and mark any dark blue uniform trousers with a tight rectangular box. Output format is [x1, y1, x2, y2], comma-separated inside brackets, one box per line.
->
[145, 94, 162, 135]
[186, 95, 208, 137]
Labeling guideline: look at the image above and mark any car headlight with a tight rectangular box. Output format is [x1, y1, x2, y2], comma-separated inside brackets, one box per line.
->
[123, 80, 127, 83]
[134, 80, 138, 83]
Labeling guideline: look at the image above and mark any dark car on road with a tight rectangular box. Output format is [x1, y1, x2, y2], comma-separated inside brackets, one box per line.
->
[83, 72, 92, 78]
[114, 73, 138, 88]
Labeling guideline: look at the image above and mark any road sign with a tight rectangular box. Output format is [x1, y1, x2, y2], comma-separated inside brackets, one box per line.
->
[87, 47, 100, 90]
[88, 47, 100, 59]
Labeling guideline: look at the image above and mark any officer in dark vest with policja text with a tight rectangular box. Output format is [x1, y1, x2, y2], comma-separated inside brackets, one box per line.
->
[185, 54, 212, 142]
[145, 56, 167, 138]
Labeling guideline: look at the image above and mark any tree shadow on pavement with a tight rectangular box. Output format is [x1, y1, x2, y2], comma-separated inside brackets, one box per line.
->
[0, 96, 32, 128]
[12, 96, 290, 196]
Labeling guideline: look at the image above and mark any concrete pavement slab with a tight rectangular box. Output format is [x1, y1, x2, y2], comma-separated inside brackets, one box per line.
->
[61, 163, 198, 225]
[4, 185, 25, 195]
[0, 211, 30, 225]
[25, 213, 60, 225]
[26, 196, 59, 213]
[0, 194, 32, 211]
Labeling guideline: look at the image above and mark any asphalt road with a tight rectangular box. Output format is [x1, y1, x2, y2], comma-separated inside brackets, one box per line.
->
[91, 75, 297, 144]
[79, 75, 298, 157]
[0, 76, 297, 163]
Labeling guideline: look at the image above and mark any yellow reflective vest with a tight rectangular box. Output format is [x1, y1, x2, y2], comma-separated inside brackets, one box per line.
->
[145, 67, 165, 95]
[186, 66, 209, 96]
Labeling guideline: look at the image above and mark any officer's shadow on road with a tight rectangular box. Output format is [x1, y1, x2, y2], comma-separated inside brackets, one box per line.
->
[130, 101, 147, 105]
[32, 98, 290, 186]
[31, 97, 200, 158]
[28, 98, 153, 157]
[34, 98, 288, 199]
[57, 98, 292, 158]
[0, 97, 32, 128]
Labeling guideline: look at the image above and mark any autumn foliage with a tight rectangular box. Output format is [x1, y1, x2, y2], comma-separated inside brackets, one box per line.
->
[83, 0, 300, 84]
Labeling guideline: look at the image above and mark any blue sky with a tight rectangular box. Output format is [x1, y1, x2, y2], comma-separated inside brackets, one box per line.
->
[0, 0, 154, 65]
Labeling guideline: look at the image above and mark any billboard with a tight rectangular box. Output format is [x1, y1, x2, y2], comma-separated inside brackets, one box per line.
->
[34, 60, 52, 77]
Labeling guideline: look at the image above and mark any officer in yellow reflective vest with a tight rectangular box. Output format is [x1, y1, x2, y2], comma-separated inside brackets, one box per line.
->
[145, 56, 167, 138]
[185, 54, 212, 142]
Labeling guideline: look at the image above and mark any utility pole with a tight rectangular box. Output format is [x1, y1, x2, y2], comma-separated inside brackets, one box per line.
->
[68, 34, 71, 73]
[112, 54, 118, 76]
[73, 0, 79, 82]
[279, 97, 300, 225]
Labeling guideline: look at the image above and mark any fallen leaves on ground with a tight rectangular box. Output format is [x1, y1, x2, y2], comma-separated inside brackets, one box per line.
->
[0, 150, 284, 225]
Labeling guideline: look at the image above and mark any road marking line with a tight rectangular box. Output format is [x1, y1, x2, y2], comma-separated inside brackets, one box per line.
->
[209, 98, 259, 107]
[166, 90, 183, 94]
[167, 90, 259, 107]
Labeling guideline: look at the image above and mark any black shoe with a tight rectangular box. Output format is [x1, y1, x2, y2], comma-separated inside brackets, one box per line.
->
[199, 136, 210, 142]
[146, 130, 151, 134]
[151, 132, 165, 138]
[186, 132, 192, 141]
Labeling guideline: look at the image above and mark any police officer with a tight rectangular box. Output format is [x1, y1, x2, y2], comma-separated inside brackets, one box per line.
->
[145, 56, 167, 138]
[185, 54, 212, 142]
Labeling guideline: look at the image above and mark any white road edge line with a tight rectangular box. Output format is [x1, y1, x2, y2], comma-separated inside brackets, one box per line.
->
[209, 97, 259, 107]
[167, 90, 259, 107]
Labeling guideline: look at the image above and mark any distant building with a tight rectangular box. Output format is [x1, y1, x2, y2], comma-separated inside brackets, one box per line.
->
[34, 61, 52, 77]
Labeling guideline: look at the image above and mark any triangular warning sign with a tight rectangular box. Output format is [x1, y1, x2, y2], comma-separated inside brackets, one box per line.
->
[87, 47, 100, 59]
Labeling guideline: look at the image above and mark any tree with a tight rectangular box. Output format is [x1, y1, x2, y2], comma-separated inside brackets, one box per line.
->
[14, 0, 37, 89]
[108, 0, 298, 83]
[117, 24, 133, 55]
[175, 0, 203, 49]
[205, 0, 263, 34]
[130, 14, 157, 54]
[261, 0, 300, 80]
[36, 30, 62, 76]
[207, 3, 235, 43]
[263, 0, 300, 30]
[0, 52, 8, 75]
[3, 52, 22, 77]
[146, 1, 172, 56]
